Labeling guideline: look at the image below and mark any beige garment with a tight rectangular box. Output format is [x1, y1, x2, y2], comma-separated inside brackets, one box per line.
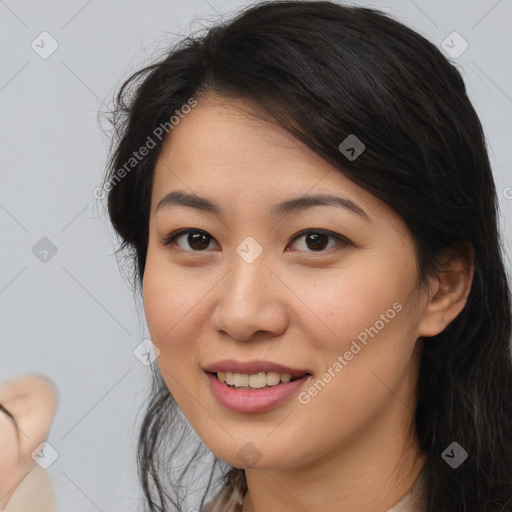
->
[1, 465, 54, 512]
[387, 466, 428, 512]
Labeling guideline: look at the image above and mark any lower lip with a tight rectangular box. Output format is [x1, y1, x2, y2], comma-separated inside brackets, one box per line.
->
[206, 372, 311, 413]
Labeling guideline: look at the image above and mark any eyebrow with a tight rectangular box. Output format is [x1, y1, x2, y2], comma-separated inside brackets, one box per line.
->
[155, 190, 370, 221]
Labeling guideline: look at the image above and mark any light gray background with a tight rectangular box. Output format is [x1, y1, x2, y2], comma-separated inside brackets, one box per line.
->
[1, 0, 511, 510]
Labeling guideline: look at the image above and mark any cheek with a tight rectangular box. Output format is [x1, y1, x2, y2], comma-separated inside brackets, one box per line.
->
[142, 258, 206, 381]
[142, 260, 208, 413]
[291, 257, 415, 357]
[143, 252, 202, 340]
[309, 276, 420, 405]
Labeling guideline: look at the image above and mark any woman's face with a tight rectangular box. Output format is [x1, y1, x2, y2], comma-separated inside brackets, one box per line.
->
[143, 93, 433, 470]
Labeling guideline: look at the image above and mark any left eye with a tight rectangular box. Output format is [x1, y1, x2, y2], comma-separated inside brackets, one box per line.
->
[288, 229, 350, 252]
[162, 228, 350, 253]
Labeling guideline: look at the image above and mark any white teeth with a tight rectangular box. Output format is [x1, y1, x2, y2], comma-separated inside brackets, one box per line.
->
[266, 372, 281, 386]
[248, 373, 267, 388]
[216, 371, 300, 388]
[233, 373, 249, 387]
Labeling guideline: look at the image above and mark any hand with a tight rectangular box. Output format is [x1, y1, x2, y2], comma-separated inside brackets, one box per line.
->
[0, 374, 58, 509]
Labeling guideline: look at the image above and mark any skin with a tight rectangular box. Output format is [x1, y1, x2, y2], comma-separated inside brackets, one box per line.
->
[0, 374, 57, 509]
[143, 93, 474, 511]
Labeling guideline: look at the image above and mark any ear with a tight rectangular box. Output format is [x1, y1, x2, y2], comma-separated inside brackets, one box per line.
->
[417, 242, 474, 338]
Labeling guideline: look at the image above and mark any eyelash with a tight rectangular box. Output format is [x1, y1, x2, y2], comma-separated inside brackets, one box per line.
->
[161, 228, 351, 254]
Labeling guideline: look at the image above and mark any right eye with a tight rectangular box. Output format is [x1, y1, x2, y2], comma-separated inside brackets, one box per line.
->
[161, 229, 219, 252]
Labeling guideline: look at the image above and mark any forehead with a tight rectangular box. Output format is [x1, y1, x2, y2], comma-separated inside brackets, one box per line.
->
[156, 94, 314, 175]
[150, 94, 403, 232]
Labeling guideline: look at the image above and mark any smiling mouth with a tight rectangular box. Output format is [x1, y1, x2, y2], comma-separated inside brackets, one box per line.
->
[212, 371, 310, 390]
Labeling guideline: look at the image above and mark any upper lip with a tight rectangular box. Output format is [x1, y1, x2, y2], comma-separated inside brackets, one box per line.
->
[204, 359, 311, 377]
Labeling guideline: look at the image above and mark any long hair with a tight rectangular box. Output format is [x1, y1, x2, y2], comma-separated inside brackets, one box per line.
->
[103, 1, 512, 510]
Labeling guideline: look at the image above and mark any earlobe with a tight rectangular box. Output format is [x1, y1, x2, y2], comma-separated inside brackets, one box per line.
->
[417, 244, 474, 338]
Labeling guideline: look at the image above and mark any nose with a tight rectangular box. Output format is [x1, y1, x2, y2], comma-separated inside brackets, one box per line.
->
[211, 256, 289, 342]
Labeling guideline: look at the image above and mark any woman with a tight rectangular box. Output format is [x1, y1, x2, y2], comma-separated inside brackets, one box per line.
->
[103, 1, 512, 510]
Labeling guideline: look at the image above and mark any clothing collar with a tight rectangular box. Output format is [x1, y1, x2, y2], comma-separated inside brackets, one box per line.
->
[387, 466, 428, 512]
